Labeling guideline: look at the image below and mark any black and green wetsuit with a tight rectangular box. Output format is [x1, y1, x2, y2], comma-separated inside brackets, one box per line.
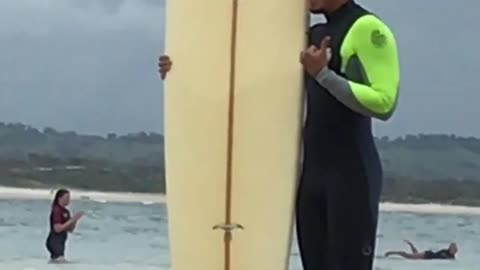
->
[296, 1, 400, 270]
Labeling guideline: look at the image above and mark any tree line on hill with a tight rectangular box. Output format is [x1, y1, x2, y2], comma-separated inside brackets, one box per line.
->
[2, 122, 480, 205]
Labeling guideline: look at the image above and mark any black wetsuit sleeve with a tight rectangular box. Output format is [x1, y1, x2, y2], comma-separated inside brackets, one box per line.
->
[437, 250, 454, 259]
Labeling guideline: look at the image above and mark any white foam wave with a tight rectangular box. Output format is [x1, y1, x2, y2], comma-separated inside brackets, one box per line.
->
[380, 202, 480, 216]
[0, 186, 166, 204]
[2, 187, 480, 215]
[142, 201, 155, 205]
[91, 198, 108, 203]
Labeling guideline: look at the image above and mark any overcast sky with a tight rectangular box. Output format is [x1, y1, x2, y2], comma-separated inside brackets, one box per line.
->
[0, 0, 478, 137]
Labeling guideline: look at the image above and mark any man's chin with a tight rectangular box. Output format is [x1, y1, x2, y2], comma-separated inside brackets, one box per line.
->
[309, 8, 324, 14]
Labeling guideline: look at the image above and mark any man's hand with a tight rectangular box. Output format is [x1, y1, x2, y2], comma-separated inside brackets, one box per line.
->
[300, 36, 331, 77]
[158, 55, 172, 80]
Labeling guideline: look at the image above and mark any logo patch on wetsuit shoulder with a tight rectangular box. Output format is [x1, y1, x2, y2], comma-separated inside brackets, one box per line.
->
[370, 29, 386, 48]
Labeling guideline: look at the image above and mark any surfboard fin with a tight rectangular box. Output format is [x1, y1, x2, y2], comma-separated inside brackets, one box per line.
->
[212, 223, 244, 232]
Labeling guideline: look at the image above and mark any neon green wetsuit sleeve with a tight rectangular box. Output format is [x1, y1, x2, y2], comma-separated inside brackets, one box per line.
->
[315, 15, 400, 121]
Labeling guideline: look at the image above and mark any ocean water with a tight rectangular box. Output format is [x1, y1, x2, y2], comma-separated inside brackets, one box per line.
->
[0, 199, 479, 270]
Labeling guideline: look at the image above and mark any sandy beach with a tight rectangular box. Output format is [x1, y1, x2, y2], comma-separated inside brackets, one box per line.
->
[0, 186, 166, 204]
[379, 202, 480, 215]
[1, 186, 480, 215]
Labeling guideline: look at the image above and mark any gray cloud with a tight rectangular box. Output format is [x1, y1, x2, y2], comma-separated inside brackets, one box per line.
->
[0, 0, 165, 135]
[0, 0, 478, 137]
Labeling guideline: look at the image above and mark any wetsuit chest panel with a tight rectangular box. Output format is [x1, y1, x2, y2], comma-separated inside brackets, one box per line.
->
[50, 206, 70, 236]
[305, 24, 348, 134]
[425, 249, 454, 259]
[303, 3, 370, 146]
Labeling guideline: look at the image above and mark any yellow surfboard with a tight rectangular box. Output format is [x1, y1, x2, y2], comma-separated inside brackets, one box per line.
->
[163, 0, 306, 269]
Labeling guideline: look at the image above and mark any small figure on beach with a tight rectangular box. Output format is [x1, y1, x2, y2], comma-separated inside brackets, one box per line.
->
[45, 188, 84, 263]
[385, 240, 458, 260]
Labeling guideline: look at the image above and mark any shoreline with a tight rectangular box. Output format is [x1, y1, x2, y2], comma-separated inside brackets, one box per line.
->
[0, 186, 166, 204]
[379, 202, 480, 215]
[2, 187, 480, 215]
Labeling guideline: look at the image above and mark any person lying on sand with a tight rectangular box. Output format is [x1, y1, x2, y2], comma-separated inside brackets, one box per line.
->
[385, 240, 457, 260]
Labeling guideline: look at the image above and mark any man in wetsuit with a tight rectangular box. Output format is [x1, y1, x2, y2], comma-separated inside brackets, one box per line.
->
[385, 240, 458, 260]
[297, 0, 399, 270]
[157, 0, 399, 269]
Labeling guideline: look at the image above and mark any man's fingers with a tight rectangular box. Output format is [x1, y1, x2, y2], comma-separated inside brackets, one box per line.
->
[300, 46, 317, 61]
[307, 45, 317, 54]
[159, 68, 168, 80]
[159, 65, 171, 71]
[158, 58, 172, 77]
[158, 55, 171, 70]
[158, 56, 171, 80]
[320, 36, 331, 51]
[159, 61, 171, 68]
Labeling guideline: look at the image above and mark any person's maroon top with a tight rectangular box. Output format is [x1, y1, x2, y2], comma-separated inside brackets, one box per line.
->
[49, 205, 71, 238]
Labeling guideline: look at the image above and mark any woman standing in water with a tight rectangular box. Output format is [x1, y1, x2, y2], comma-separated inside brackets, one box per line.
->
[46, 189, 84, 262]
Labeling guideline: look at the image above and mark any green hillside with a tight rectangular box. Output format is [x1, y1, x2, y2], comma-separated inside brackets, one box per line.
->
[0, 122, 164, 165]
[378, 134, 480, 180]
[2, 122, 480, 205]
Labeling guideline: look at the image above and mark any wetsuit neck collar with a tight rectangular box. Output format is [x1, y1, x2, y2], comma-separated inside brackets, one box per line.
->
[324, 0, 357, 22]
